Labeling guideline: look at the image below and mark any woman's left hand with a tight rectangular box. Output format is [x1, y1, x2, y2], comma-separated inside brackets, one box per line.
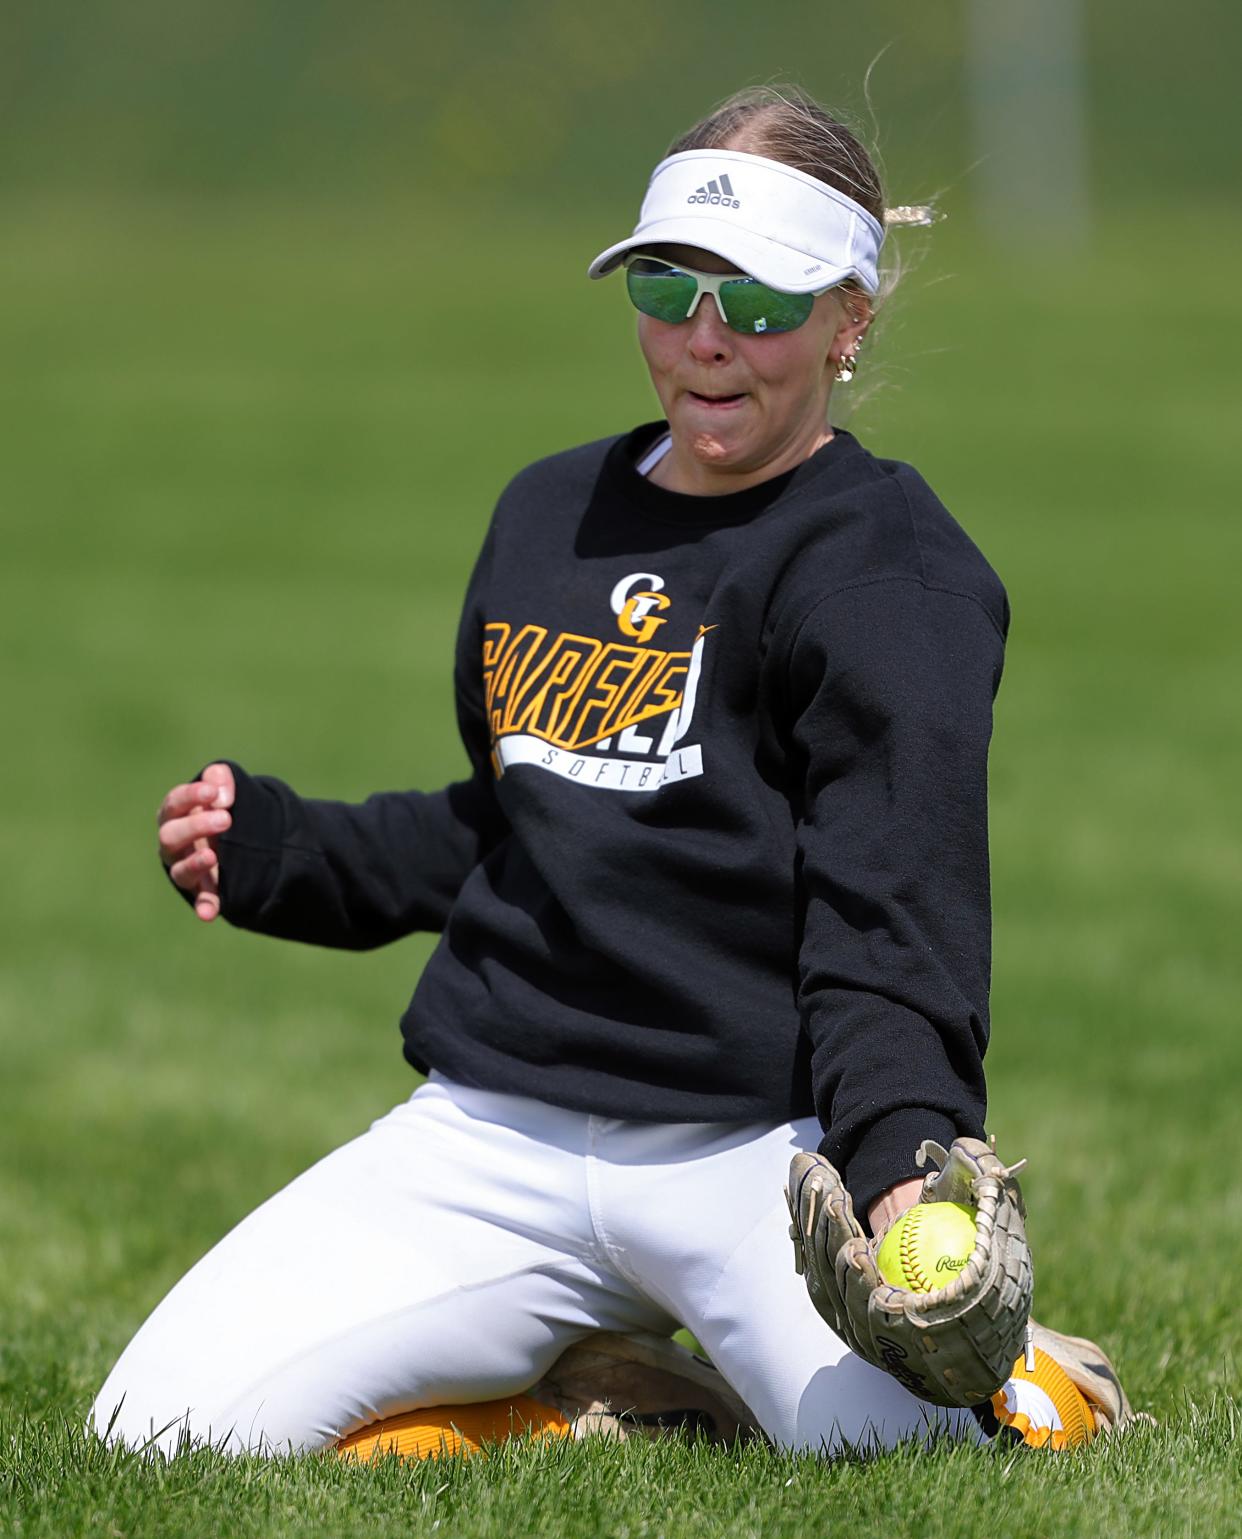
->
[866, 1177, 924, 1242]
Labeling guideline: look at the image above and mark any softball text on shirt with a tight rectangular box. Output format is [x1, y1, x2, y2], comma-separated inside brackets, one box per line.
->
[484, 573, 711, 792]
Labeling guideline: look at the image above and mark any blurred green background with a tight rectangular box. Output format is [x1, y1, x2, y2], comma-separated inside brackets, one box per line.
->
[1, 0, 1237, 202]
[1, 1, 1240, 1527]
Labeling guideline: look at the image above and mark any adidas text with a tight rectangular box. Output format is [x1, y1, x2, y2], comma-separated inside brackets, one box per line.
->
[687, 174, 740, 210]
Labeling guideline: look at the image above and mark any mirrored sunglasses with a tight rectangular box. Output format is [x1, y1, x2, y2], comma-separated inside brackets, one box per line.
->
[623, 255, 829, 335]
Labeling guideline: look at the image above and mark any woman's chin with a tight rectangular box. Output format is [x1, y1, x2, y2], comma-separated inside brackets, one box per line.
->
[671, 419, 752, 467]
[688, 430, 736, 464]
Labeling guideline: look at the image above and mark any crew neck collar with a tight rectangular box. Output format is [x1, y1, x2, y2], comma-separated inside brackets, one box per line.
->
[604, 422, 860, 526]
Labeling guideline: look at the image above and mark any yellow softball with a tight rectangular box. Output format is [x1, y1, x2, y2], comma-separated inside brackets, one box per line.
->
[875, 1201, 977, 1293]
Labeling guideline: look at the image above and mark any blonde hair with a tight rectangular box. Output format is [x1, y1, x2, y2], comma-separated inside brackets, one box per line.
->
[666, 86, 886, 226]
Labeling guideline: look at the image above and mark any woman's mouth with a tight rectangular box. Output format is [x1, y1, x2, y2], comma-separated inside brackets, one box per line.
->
[687, 391, 747, 410]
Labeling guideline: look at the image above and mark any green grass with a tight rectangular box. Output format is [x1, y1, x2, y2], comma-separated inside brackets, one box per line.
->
[3, 1402, 1240, 1539]
[1, 196, 1239, 1535]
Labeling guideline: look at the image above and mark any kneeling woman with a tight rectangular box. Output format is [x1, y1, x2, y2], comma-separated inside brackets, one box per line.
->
[94, 86, 1133, 1458]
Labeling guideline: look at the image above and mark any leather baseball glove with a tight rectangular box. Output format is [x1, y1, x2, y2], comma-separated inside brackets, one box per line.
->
[786, 1137, 1033, 1408]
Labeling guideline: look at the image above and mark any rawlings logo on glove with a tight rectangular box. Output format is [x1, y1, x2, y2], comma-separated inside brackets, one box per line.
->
[786, 1137, 1034, 1409]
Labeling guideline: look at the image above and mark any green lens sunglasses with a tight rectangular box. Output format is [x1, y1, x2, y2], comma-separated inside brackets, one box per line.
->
[624, 255, 831, 335]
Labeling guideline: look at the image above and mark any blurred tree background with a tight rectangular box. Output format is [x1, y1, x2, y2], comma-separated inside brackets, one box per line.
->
[1, 0, 1235, 212]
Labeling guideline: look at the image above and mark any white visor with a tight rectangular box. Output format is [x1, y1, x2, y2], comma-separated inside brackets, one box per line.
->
[588, 149, 884, 296]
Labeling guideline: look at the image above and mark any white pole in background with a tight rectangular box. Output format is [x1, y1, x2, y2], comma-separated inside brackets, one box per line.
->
[967, 0, 1090, 248]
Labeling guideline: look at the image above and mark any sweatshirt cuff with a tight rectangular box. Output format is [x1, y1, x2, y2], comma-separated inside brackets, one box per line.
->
[214, 763, 288, 923]
[828, 1107, 961, 1225]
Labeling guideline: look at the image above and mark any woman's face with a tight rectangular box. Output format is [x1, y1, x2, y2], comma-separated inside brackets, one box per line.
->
[635, 245, 868, 495]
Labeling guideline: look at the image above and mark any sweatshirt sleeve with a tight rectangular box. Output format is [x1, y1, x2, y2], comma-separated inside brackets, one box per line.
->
[786, 576, 1006, 1217]
[190, 523, 506, 949]
[204, 760, 504, 948]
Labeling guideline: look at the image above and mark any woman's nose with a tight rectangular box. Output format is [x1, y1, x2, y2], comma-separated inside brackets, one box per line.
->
[685, 295, 734, 362]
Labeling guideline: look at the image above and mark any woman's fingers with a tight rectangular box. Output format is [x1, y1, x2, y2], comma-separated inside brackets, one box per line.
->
[158, 807, 232, 864]
[167, 832, 222, 921]
[158, 765, 234, 920]
[168, 846, 219, 890]
[193, 864, 221, 922]
[158, 766, 234, 829]
[159, 779, 220, 822]
[200, 761, 235, 810]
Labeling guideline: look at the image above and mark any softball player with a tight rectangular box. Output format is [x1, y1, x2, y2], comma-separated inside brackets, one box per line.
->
[93, 87, 1134, 1459]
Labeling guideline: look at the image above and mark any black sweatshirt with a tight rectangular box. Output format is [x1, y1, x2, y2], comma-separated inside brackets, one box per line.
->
[207, 423, 1008, 1214]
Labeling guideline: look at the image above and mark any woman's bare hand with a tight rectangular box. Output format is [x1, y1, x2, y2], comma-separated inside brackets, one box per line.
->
[157, 762, 235, 922]
[867, 1176, 924, 1243]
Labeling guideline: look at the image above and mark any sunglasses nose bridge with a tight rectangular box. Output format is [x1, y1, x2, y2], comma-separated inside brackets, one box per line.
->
[683, 279, 730, 329]
[706, 288, 731, 327]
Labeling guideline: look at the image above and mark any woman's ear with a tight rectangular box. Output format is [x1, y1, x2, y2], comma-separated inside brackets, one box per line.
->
[828, 291, 872, 373]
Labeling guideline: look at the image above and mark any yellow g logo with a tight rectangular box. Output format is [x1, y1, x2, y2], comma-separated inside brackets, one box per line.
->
[618, 590, 671, 644]
[611, 571, 670, 644]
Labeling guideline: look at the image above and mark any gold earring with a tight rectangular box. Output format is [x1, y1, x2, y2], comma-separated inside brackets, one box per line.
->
[835, 349, 857, 384]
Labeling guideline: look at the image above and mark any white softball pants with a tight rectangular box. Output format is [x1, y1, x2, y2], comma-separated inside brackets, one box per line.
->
[91, 1074, 984, 1457]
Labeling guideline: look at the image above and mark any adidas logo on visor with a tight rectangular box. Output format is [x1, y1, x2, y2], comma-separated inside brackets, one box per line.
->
[686, 174, 740, 210]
